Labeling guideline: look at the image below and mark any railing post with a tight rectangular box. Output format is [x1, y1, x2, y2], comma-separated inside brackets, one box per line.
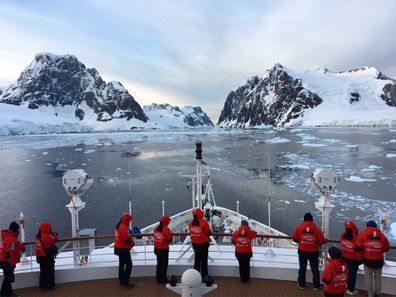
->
[236, 201, 240, 215]
[162, 200, 165, 216]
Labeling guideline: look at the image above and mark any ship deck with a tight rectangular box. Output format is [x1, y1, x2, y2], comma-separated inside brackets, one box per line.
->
[15, 277, 394, 297]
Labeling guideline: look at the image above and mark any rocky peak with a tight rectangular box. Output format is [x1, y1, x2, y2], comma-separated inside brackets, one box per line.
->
[0, 52, 147, 124]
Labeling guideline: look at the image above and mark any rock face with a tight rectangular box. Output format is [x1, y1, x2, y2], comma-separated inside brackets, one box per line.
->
[218, 64, 396, 127]
[0, 53, 147, 123]
[218, 64, 323, 127]
[143, 103, 213, 128]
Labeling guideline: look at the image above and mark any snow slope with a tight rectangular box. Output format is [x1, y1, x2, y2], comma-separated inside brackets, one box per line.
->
[285, 66, 396, 126]
[0, 103, 90, 136]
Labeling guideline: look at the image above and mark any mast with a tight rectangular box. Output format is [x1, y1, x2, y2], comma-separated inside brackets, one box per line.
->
[195, 141, 203, 209]
[268, 155, 271, 232]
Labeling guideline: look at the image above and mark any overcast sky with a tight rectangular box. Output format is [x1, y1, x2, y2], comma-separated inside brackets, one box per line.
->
[1, 0, 395, 121]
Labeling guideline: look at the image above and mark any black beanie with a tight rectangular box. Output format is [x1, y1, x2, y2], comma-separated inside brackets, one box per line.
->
[303, 212, 313, 222]
[9, 221, 19, 232]
[241, 220, 249, 226]
[328, 246, 342, 259]
[367, 220, 377, 228]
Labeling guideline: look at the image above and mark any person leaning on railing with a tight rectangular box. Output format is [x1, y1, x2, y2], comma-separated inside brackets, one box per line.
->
[114, 213, 135, 289]
[292, 212, 325, 291]
[35, 222, 58, 291]
[153, 216, 173, 284]
[0, 222, 25, 297]
[355, 220, 390, 297]
[188, 208, 212, 281]
[340, 221, 360, 295]
[231, 220, 257, 283]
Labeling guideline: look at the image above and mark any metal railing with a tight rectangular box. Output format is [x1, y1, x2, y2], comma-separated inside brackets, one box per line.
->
[6, 233, 396, 275]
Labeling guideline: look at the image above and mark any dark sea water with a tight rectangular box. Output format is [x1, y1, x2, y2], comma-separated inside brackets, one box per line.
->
[0, 127, 396, 251]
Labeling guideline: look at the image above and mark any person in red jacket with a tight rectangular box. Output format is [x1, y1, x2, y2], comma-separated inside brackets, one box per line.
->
[355, 220, 390, 297]
[321, 246, 348, 297]
[114, 213, 135, 288]
[292, 212, 325, 290]
[35, 222, 58, 290]
[153, 216, 173, 284]
[232, 220, 257, 283]
[340, 221, 360, 295]
[0, 222, 24, 297]
[188, 208, 211, 280]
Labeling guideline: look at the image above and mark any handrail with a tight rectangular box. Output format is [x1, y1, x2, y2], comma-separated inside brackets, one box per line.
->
[21, 233, 396, 249]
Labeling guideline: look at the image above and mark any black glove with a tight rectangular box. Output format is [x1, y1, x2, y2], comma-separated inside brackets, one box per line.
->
[21, 246, 26, 253]
[126, 238, 132, 245]
[5, 251, 10, 258]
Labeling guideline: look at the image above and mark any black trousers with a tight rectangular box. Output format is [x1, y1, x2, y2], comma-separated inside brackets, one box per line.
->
[193, 243, 209, 280]
[235, 252, 252, 282]
[344, 258, 359, 292]
[118, 253, 132, 285]
[297, 250, 320, 289]
[155, 248, 169, 283]
[38, 256, 55, 289]
[0, 261, 14, 297]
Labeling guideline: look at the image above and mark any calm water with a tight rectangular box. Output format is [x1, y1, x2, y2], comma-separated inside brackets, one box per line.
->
[0, 127, 395, 247]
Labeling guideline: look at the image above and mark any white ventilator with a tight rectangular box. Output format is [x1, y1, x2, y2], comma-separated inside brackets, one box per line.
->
[62, 169, 93, 265]
[166, 269, 217, 297]
[310, 169, 339, 239]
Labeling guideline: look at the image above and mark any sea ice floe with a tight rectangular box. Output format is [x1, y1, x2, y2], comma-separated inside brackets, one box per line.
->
[42, 151, 48, 155]
[345, 176, 377, 183]
[296, 133, 318, 141]
[74, 148, 83, 151]
[302, 143, 328, 147]
[383, 139, 396, 144]
[265, 137, 291, 144]
[386, 154, 396, 158]
[294, 200, 305, 203]
[323, 138, 342, 144]
[84, 149, 96, 154]
[25, 159, 31, 162]
[288, 164, 310, 170]
[346, 144, 359, 150]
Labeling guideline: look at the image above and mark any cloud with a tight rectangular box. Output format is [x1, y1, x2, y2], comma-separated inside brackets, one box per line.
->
[1, 0, 395, 122]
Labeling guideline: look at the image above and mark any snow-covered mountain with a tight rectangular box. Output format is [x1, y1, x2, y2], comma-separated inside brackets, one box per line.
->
[0, 53, 148, 130]
[218, 64, 396, 127]
[143, 103, 213, 129]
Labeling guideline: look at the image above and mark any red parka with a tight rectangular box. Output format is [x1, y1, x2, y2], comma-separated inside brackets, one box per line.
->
[154, 216, 173, 250]
[321, 257, 348, 295]
[114, 213, 135, 250]
[292, 221, 325, 253]
[356, 226, 390, 262]
[340, 221, 360, 261]
[35, 222, 58, 257]
[188, 208, 211, 244]
[232, 225, 257, 253]
[0, 229, 23, 266]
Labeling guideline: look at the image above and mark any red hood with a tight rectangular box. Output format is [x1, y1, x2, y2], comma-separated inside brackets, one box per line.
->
[192, 208, 204, 219]
[300, 221, 318, 232]
[160, 216, 171, 226]
[344, 221, 358, 234]
[121, 213, 132, 225]
[1, 229, 18, 241]
[365, 226, 382, 237]
[39, 222, 52, 233]
[237, 225, 250, 236]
